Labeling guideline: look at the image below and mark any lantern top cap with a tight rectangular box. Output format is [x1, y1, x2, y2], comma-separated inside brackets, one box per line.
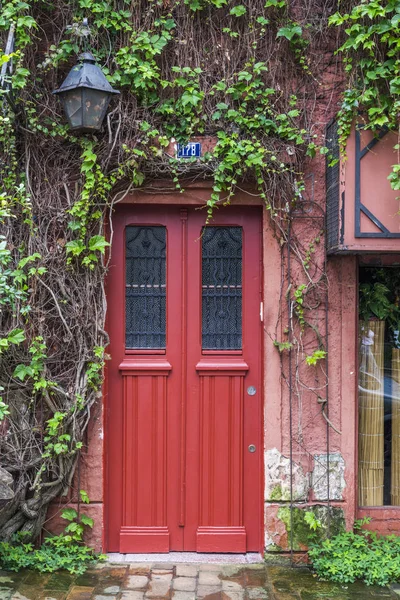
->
[53, 51, 120, 96]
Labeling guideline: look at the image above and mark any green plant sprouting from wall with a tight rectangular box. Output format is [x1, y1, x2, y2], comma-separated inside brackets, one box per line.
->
[0, 0, 396, 543]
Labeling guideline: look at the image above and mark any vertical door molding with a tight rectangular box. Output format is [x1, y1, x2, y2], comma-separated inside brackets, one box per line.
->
[195, 361, 248, 552]
[119, 360, 172, 552]
[179, 208, 188, 527]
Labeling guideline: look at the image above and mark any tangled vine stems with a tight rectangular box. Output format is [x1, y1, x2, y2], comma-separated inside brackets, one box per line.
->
[0, 0, 389, 542]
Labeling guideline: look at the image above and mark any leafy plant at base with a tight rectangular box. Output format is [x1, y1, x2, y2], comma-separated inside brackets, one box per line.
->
[0, 536, 104, 575]
[60, 505, 94, 543]
[308, 517, 400, 587]
[0, 499, 105, 574]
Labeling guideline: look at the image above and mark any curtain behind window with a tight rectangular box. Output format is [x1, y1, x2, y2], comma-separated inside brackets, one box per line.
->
[358, 321, 385, 506]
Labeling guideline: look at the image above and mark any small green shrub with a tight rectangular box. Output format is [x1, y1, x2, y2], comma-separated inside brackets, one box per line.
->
[0, 501, 106, 575]
[0, 535, 103, 575]
[308, 517, 400, 586]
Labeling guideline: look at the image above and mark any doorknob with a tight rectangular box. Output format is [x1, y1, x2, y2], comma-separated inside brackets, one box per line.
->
[248, 444, 256, 453]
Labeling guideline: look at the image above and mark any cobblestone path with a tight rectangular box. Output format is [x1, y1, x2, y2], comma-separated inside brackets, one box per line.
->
[0, 563, 397, 600]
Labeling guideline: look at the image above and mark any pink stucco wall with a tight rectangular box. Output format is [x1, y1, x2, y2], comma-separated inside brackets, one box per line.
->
[45, 399, 104, 551]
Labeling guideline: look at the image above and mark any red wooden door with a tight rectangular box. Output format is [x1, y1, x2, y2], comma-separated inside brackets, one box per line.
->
[106, 205, 262, 552]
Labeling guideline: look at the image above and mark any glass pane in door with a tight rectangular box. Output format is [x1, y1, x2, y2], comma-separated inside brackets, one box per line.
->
[125, 226, 166, 349]
[202, 227, 242, 350]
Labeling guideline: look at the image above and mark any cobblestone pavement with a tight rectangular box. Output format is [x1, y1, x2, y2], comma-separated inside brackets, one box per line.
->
[0, 563, 397, 600]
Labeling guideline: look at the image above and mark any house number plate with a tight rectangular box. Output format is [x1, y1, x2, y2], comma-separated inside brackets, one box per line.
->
[177, 142, 201, 159]
[247, 386, 256, 396]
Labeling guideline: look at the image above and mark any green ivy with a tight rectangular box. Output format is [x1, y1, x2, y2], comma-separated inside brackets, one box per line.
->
[329, 0, 400, 190]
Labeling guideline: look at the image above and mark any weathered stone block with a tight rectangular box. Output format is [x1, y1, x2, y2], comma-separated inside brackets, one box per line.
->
[125, 577, 148, 591]
[198, 573, 221, 586]
[264, 449, 309, 502]
[312, 453, 345, 500]
[175, 566, 198, 578]
[172, 578, 196, 592]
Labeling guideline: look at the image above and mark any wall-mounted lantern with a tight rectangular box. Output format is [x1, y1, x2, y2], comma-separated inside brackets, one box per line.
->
[53, 51, 119, 132]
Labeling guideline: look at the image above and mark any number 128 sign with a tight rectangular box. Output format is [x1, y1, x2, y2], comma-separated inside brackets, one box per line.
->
[176, 142, 202, 159]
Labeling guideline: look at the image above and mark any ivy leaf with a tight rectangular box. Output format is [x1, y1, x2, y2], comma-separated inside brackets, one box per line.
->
[230, 5, 247, 16]
[391, 14, 400, 27]
[0, 339, 9, 351]
[273, 340, 293, 352]
[8, 329, 25, 345]
[264, 0, 286, 7]
[18, 253, 41, 269]
[13, 364, 34, 381]
[163, 18, 176, 30]
[88, 236, 110, 254]
[277, 24, 302, 40]
[68, 221, 82, 232]
[0, 53, 15, 66]
[65, 521, 80, 532]
[81, 514, 94, 528]
[61, 508, 78, 522]
[53, 442, 68, 454]
[80, 489, 90, 504]
[65, 240, 86, 256]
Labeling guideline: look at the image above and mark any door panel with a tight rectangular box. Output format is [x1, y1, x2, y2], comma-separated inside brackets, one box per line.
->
[106, 205, 262, 552]
[119, 360, 171, 552]
[195, 368, 247, 552]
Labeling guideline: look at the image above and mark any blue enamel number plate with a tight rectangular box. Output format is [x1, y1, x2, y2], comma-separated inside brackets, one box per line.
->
[177, 142, 201, 159]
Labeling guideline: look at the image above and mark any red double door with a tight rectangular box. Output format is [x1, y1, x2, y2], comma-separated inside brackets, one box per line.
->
[106, 204, 262, 552]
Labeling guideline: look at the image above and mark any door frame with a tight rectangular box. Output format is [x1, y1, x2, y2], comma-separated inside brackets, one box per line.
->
[103, 186, 265, 553]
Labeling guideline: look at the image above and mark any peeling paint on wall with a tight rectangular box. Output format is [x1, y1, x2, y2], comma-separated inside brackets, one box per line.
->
[265, 448, 310, 502]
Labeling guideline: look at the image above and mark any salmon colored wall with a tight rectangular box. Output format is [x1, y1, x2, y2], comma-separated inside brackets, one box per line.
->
[328, 256, 358, 528]
[44, 400, 104, 551]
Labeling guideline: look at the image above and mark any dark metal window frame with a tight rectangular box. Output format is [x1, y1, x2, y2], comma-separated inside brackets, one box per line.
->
[201, 226, 243, 351]
[355, 125, 400, 239]
[125, 225, 167, 350]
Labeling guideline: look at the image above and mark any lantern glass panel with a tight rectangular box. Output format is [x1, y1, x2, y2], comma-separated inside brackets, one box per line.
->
[62, 89, 84, 130]
[82, 88, 111, 130]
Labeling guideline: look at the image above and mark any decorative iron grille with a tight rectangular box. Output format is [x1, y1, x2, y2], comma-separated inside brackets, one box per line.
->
[202, 227, 242, 350]
[326, 120, 340, 252]
[125, 226, 166, 349]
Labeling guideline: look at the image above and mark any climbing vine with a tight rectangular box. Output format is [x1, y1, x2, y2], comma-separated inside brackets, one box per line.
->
[0, 0, 398, 543]
[329, 0, 400, 189]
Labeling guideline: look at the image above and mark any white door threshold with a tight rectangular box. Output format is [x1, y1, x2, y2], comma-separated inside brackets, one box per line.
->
[106, 552, 264, 564]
